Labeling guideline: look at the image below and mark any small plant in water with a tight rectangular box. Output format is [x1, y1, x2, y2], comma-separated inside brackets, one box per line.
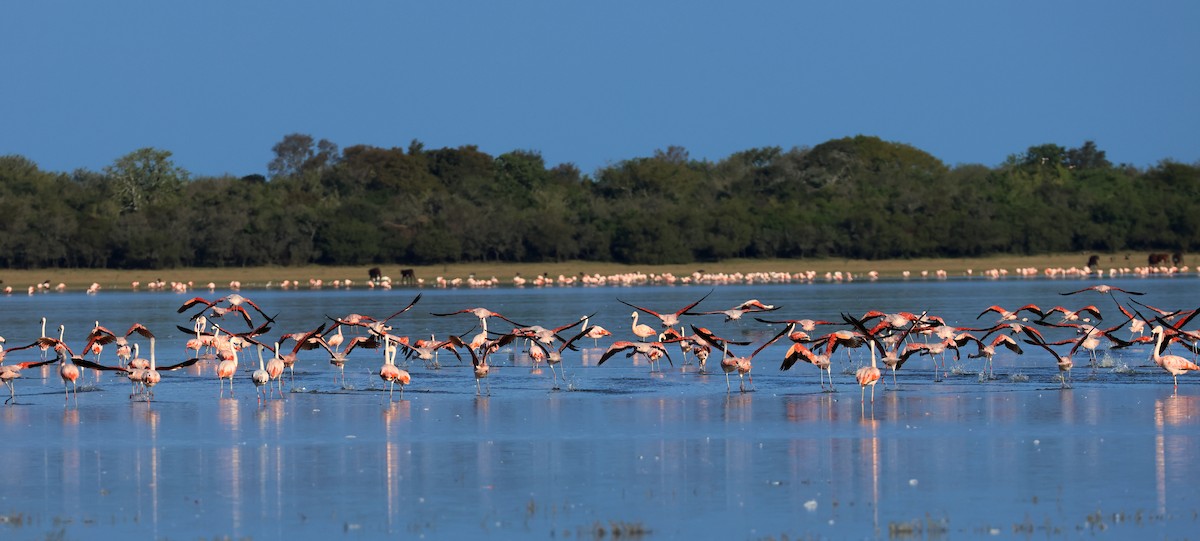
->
[584, 521, 651, 539]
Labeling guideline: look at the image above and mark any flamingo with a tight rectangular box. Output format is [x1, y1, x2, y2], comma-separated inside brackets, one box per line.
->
[1039, 305, 1103, 324]
[598, 341, 674, 373]
[977, 304, 1045, 322]
[691, 325, 777, 392]
[215, 338, 239, 396]
[525, 325, 591, 389]
[844, 312, 926, 388]
[1059, 284, 1144, 296]
[779, 335, 834, 391]
[57, 343, 82, 403]
[452, 334, 516, 396]
[580, 316, 612, 347]
[252, 345, 270, 402]
[966, 334, 1024, 379]
[315, 334, 381, 386]
[393, 334, 462, 369]
[756, 317, 838, 333]
[178, 294, 275, 327]
[855, 341, 882, 405]
[75, 334, 196, 400]
[1023, 333, 1074, 388]
[619, 289, 713, 328]
[378, 342, 411, 400]
[430, 306, 522, 327]
[629, 312, 658, 342]
[328, 293, 423, 339]
[692, 302, 783, 322]
[0, 355, 56, 404]
[276, 324, 327, 383]
[1150, 326, 1200, 391]
[266, 347, 285, 398]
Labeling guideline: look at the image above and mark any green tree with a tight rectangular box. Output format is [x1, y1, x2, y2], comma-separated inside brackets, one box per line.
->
[268, 133, 339, 180]
[104, 148, 188, 214]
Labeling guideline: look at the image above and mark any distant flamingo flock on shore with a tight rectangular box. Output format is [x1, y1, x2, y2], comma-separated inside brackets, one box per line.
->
[3, 259, 1194, 296]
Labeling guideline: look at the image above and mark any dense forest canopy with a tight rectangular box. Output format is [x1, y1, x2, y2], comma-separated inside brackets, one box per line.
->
[0, 134, 1196, 269]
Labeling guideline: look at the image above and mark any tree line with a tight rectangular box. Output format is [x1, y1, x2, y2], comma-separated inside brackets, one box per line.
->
[1, 135, 1196, 269]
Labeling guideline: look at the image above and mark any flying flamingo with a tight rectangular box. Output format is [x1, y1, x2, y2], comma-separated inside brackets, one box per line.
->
[844, 312, 925, 388]
[178, 294, 275, 327]
[315, 334, 381, 386]
[598, 341, 674, 373]
[692, 302, 783, 322]
[328, 293, 424, 339]
[779, 333, 834, 391]
[276, 324, 327, 384]
[1059, 284, 1144, 296]
[525, 326, 591, 389]
[1150, 325, 1200, 391]
[977, 304, 1045, 322]
[452, 333, 516, 396]
[756, 316, 838, 333]
[1023, 333, 1074, 388]
[74, 336, 197, 400]
[965, 334, 1024, 379]
[32, 338, 83, 403]
[619, 289, 713, 329]
[1040, 305, 1103, 324]
[429, 306, 522, 327]
[691, 325, 776, 392]
[0, 356, 56, 404]
[393, 334, 462, 369]
[136, 336, 199, 400]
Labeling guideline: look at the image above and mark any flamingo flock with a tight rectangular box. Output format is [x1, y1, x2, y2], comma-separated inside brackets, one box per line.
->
[1, 283, 1199, 407]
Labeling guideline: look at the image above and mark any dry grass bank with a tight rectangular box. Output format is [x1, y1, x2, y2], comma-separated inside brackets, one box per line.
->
[0, 252, 1158, 292]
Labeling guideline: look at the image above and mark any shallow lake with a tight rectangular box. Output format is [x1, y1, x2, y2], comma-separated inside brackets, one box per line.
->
[1, 275, 1198, 539]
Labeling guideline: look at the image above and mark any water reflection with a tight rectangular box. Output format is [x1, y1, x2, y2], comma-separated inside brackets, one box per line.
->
[1154, 394, 1198, 516]
[256, 399, 285, 431]
[134, 405, 161, 538]
[860, 416, 880, 537]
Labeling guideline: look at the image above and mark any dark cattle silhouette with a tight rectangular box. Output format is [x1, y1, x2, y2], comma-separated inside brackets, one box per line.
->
[369, 267, 383, 284]
[400, 268, 416, 285]
[1173, 252, 1184, 266]
[1148, 253, 1170, 266]
[1086, 255, 1099, 269]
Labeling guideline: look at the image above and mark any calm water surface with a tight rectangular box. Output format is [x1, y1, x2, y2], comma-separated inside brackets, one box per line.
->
[0, 276, 1198, 540]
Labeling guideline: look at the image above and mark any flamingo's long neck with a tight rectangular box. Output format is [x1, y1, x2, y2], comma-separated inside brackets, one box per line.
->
[1152, 329, 1165, 367]
[149, 338, 156, 370]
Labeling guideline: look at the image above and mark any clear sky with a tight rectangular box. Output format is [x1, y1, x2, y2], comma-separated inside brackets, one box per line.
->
[3, 1, 1196, 178]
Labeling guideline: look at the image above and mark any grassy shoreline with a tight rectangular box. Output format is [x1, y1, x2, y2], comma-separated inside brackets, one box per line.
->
[0, 253, 1169, 291]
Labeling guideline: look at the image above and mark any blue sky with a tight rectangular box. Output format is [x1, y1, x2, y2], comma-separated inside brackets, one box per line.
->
[3, 2, 1196, 178]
